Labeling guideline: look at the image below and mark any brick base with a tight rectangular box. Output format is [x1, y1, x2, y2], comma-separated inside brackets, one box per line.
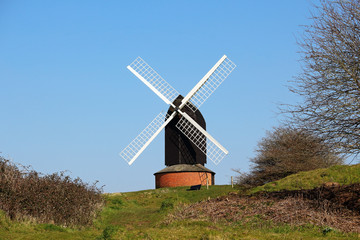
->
[155, 171, 215, 188]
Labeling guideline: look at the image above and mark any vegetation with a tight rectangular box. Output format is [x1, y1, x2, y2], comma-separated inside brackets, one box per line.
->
[250, 163, 360, 194]
[0, 156, 103, 227]
[1, 168, 360, 239]
[286, 0, 360, 155]
[0, 185, 239, 239]
[171, 184, 360, 234]
[234, 126, 343, 188]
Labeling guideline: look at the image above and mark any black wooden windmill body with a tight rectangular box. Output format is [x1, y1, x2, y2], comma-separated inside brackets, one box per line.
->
[120, 55, 236, 187]
[165, 95, 206, 166]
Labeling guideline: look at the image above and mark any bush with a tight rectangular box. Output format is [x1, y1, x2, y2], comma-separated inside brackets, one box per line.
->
[235, 126, 344, 188]
[0, 156, 104, 226]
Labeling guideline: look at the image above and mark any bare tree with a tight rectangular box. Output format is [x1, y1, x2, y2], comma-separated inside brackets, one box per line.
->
[287, 0, 360, 156]
[235, 126, 343, 187]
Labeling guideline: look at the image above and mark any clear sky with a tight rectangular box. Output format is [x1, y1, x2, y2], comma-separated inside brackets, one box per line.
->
[1, 0, 318, 193]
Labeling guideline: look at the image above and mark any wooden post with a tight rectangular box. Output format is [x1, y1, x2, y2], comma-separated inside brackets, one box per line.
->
[231, 176, 233, 188]
[206, 178, 209, 190]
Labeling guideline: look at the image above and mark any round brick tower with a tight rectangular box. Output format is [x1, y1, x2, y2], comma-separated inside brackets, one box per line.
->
[154, 164, 215, 188]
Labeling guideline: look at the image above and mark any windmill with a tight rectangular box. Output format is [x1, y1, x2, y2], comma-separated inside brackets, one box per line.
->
[120, 55, 236, 188]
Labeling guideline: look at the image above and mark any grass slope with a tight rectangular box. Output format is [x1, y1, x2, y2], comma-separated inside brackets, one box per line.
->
[250, 164, 360, 194]
[0, 186, 237, 239]
[1, 165, 360, 239]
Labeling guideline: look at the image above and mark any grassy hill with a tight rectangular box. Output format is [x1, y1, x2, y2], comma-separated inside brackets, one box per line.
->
[250, 164, 360, 194]
[1, 165, 360, 239]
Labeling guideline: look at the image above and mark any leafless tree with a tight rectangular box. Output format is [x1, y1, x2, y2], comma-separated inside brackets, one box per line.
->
[286, 0, 360, 156]
[235, 126, 343, 187]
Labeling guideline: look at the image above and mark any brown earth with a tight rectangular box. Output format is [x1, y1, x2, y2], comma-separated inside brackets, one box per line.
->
[167, 183, 360, 233]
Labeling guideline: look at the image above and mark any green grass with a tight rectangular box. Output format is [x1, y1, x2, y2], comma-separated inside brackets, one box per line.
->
[0, 185, 237, 240]
[250, 164, 360, 194]
[97, 185, 235, 227]
[1, 169, 360, 239]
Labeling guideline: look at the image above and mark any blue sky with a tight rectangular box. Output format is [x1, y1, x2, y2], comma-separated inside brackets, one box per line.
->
[1, 1, 317, 192]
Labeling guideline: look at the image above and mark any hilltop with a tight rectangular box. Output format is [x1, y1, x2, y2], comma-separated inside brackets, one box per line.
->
[250, 164, 360, 194]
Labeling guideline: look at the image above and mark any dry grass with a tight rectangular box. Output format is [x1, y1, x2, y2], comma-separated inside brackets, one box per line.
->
[167, 184, 360, 233]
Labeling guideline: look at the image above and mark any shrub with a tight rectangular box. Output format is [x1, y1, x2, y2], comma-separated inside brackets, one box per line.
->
[0, 156, 104, 226]
[235, 126, 344, 188]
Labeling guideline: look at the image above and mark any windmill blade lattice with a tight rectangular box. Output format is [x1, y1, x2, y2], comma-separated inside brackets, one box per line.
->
[186, 57, 236, 112]
[120, 112, 173, 165]
[128, 57, 179, 104]
[121, 55, 236, 166]
[175, 116, 228, 165]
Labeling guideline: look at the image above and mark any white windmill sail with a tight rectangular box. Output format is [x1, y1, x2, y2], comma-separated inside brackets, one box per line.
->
[179, 55, 236, 112]
[127, 57, 179, 106]
[174, 55, 236, 165]
[175, 111, 228, 165]
[120, 111, 176, 165]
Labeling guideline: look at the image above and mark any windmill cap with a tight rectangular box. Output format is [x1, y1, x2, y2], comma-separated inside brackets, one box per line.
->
[154, 164, 215, 175]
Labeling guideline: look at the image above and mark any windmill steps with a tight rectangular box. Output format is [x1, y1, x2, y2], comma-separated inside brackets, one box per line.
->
[154, 164, 215, 189]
